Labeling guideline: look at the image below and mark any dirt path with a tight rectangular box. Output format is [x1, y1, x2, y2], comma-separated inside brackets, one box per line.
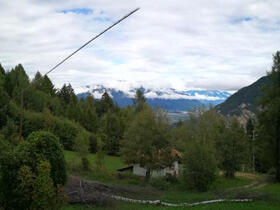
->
[235, 172, 268, 189]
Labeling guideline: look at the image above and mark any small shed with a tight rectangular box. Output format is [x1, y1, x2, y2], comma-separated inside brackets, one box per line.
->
[117, 149, 182, 177]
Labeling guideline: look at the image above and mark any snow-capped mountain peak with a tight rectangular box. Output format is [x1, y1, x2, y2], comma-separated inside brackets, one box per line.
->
[77, 84, 231, 112]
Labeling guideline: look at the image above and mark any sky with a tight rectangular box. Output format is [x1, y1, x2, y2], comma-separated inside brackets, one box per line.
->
[0, 0, 280, 94]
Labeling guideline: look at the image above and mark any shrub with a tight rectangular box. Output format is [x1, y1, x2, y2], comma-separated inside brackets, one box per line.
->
[81, 157, 90, 171]
[0, 144, 20, 209]
[150, 178, 170, 190]
[183, 142, 217, 192]
[53, 118, 79, 150]
[0, 134, 11, 157]
[18, 161, 64, 210]
[0, 132, 66, 209]
[22, 110, 85, 151]
[17, 131, 67, 186]
[22, 111, 45, 138]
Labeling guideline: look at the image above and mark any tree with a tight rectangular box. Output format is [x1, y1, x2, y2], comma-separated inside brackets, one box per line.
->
[133, 89, 146, 112]
[79, 95, 98, 132]
[57, 83, 77, 107]
[0, 63, 5, 87]
[183, 142, 217, 191]
[100, 111, 124, 155]
[32, 72, 56, 96]
[246, 118, 255, 170]
[0, 63, 5, 76]
[96, 92, 114, 116]
[95, 136, 105, 171]
[217, 119, 248, 177]
[17, 131, 67, 186]
[121, 106, 170, 180]
[258, 51, 280, 181]
[170, 107, 225, 152]
[0, 87, 9, 128]
[0, 132, 66, 209]
[18, 161, 62, 210]
[4, 64, 29, 98]
[73, 130, 90, 171]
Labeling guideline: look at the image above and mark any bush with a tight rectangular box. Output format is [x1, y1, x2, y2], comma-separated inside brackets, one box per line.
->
[17, 131, 67, 186]
[150, 178, 170, 190]
[267, 167, 276, 176]
[0, 134, 12, 157]
[22, 111, 45, 138]
[52, 118, 79, 150]
[18, 161, 63, 210]
[0, 145, 20, 209]
[22, 110, 86, 151]
[0, 132, 66, 209]
[183, 142, 217, 192]
[81, 157, 90, 171]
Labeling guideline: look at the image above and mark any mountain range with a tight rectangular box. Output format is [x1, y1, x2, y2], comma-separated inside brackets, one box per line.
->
[77, 85, 231, 112]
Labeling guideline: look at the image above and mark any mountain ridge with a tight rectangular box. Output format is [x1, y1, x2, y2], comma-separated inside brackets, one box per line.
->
[215, 76, 271, 124]
[77, 85, 231, 112]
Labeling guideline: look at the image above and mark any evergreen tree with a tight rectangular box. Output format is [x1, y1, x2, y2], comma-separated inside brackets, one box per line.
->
[100, 111, 124, 155]
[79, 95, 98, 132]
[133, 89, 146, 112]
[0, 63, 5, 76]
[57, 84, 77, 106]
[246, 118, 255, 170]
[32, 72, 55, 96]
[0, 87, 9, 128]
[4, 64, 29, 98]
[258, 51, 280, 181]
[96, 92, 114, 116]
[0, 63, 5, 86]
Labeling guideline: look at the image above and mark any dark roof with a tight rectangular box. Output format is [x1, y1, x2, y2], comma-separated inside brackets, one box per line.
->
[117, 165, 133, 172]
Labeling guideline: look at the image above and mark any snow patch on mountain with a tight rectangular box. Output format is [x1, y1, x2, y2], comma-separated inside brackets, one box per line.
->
[78, 84, 231, 101]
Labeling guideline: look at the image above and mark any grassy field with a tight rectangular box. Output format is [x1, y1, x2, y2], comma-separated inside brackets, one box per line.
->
[63, 199, 280, 210]
[63, 151, 280, 210]
[64, 150, 124, 173]
[64, 150, 143, 185]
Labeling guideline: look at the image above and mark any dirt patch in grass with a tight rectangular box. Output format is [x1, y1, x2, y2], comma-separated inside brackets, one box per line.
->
[64, 175, 160, 206]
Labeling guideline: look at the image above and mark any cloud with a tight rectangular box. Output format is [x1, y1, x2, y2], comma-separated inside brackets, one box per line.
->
[0, 0, 280, 93]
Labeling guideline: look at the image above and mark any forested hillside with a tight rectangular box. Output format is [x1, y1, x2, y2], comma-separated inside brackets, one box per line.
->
[215, 76, 271, 116]
[0, 63, 134, 155]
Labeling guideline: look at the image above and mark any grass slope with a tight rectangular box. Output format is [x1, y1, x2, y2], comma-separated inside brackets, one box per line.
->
[62, 151, 280, 210]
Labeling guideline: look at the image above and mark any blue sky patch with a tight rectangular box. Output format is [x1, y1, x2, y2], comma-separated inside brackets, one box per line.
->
[231, 17, 253, 24]
[94, 16, 112, 22]
[113, 59, 124, 65]
[61, 8, 93, 15]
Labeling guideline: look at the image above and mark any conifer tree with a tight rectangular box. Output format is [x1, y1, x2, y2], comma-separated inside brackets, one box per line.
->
[133, 89, 146, 112]
[258, 51, 280, 181]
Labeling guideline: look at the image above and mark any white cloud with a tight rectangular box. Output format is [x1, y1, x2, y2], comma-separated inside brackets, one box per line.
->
[0, 0, 280, 93]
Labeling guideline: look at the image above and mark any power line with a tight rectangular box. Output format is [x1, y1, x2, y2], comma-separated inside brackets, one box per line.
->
[0, 8, 140, 113]
[44, 7, 140, 76]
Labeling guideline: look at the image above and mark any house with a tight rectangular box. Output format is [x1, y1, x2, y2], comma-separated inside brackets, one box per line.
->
[117, 149, 182, 177]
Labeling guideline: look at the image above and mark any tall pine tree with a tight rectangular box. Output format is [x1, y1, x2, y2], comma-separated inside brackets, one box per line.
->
[258, 51, 280, 181]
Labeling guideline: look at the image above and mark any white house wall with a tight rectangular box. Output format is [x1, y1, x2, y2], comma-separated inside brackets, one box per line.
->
[132, 161, 179, 177]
